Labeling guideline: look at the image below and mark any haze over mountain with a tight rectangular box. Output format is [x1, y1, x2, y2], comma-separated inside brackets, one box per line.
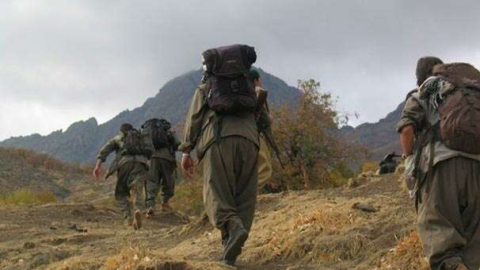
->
[0, 68, 301, 164]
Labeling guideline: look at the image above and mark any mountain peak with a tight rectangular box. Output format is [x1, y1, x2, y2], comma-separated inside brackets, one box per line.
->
[1, 68, 301, 164]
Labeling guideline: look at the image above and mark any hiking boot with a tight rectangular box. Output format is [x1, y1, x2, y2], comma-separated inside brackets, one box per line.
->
[133, 210, 142, 230]
[222, 221, 248, 263]
[145, 207, 155, 218]
[161, 203, 173, 212]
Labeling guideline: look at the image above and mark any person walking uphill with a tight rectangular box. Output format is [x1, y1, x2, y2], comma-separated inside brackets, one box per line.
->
[93, 123, 151, 230]
[143, 118, 181, 216]
[250, 70, 274, 189]
[397, 56, 480, 270]
[180, 44, 259, 267]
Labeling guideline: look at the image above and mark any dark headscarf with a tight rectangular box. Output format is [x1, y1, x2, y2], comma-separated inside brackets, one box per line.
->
[416, 56, 444, 86]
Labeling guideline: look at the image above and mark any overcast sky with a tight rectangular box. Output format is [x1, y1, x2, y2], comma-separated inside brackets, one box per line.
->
[1, 0, 480, 140]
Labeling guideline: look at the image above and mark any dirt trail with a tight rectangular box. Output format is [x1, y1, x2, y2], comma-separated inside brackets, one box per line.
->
[0, 173, 421, 270]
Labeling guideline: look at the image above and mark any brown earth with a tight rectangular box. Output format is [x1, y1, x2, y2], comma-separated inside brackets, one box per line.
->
[0, 172, 428, 270]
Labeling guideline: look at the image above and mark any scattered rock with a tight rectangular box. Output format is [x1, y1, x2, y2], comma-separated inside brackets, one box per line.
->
[23, 242, 35, 249]
[347, 177, 368, 188]
[352, 202, 378, 213]
[69, 224, 88, 233]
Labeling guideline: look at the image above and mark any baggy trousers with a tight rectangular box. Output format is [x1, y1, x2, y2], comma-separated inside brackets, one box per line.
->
[146, 158, 176, 207]
[417, 157, 480, 270]
[116, 162, 148, 219]
[257, 135, 273, 188]
[203, 136, 259, 237]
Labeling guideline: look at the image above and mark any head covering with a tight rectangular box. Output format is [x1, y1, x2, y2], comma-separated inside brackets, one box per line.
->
[249, 70, 260, 82]
[120, 123, 133, 134]
[416, 56, 444, 86]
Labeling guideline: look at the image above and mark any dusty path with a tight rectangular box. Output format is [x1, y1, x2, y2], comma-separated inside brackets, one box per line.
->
[0, 173, 421, 270]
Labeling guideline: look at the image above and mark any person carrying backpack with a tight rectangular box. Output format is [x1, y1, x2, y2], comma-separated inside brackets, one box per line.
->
[397, 57, 480, 270]
[142, 118, 181, 216]
[249, 70, 277, 190]
[180, 44, 259, 267]
[93, 123, 150, 230]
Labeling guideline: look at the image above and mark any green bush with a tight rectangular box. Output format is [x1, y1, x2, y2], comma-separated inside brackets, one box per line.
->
[0, 189, 57, 205]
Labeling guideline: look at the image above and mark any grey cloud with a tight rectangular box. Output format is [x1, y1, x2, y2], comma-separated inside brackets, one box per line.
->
[1, 0, 480, 139]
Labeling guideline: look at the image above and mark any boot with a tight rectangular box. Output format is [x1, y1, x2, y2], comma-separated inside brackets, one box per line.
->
[145, 207, 155, 218]
[133, 210, 142, 230]
[221, 221, 248, 265]
[161, 203, 173, 212]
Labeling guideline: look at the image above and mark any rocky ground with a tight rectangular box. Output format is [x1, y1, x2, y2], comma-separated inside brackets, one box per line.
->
[0, 171, 428, 270]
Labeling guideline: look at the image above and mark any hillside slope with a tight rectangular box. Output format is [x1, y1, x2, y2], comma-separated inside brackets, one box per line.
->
[0, 171, 427, 270]
[0, 147, 91, 198]
[342, 102, 404, 161]
[1, 69, 300, 164]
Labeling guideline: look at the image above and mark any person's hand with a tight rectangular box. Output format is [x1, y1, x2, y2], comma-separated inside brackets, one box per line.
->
[181, 154, 195, 178]
[93, 166, 101, 179]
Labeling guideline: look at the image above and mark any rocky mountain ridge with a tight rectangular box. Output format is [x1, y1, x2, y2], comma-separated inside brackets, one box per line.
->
[1, 68, 301, 164]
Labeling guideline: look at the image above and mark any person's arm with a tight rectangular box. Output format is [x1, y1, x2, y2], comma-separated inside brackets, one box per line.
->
[400, 125, 415, 157]
[93, 138, 118, 179]
[179, 85, 208, 177]
[396, 96, 425, 157]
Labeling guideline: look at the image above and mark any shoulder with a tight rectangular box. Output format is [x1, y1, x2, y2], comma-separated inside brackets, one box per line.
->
[405, 88, 418, 101]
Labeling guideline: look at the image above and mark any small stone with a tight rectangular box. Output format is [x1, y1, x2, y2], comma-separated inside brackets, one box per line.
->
[352, 202, 378, 213]
[23, 242, 35, 249]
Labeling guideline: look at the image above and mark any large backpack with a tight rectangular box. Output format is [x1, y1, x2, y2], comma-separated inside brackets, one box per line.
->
[202, 44, 258, 114]
[141, 118, 171, 150]
[432, 63, 480, 154]
[122, 129, 151, 157]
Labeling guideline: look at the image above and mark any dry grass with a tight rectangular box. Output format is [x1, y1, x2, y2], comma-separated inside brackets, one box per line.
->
[103, 246, 191, 270]
[171, 178, 204, 217]
[0, 189, 57, 205]
[377, 231, 429, 270]
[362, 161, 379, 173]
[253, 203, 368, 266]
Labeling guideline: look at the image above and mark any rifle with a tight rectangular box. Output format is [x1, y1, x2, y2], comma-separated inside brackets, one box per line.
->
[261, 128, 285, 169]
[104, 155, 121, 180]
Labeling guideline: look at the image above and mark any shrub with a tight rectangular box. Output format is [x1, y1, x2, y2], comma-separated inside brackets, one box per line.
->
[361, 161, 379, 173]
[0, 189, 57, 205]
[271, 79, 368, 190]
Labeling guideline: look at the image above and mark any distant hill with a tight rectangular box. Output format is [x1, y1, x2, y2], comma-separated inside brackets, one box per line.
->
[0, 147, 90, 197]
[1, 68, 301, 164]
[342, 102, 404, 161]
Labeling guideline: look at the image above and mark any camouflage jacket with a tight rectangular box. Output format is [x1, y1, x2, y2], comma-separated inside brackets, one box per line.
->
[151, 131, 181, 163]
[97, 133, 149, 178]
[396, 76, 480, 173]
[179, 83, 259, 159]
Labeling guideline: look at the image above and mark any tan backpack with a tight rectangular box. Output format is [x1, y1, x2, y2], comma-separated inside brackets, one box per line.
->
[433, 63, 480, 154]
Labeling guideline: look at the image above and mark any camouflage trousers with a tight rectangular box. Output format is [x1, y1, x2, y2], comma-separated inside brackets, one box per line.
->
[115, 162, 148, 219]
[417, 157, 480, 270]
[145, 158, 176, 208]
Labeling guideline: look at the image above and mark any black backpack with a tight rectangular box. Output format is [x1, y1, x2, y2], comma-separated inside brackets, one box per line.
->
[122, 129, 151, 157]
[202, 44, 258, 114]
[141, 118, 171, 150]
